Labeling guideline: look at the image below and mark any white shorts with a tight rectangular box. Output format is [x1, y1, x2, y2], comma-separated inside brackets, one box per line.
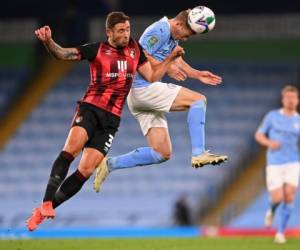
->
[127, 82, 181, 135]
[266, 162, 300, 191]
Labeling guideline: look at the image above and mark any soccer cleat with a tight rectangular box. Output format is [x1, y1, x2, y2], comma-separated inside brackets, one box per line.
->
[93, 157, 109, 193]
[40, 201, 55, 218]
[274, 232, 286, 244]
[26, 208, 45, 231]
[264, 209, 274, 228]
[191, 150, 228, 168]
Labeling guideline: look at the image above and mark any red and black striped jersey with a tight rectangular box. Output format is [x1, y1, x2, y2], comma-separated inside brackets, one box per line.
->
[78, 38, 147, 117]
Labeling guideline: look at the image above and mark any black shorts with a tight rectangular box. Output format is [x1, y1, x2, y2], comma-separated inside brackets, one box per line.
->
[71, 102, 120, 155]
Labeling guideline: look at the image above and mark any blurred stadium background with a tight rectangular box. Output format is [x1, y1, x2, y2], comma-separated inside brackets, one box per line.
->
[0, 0, 300, 247]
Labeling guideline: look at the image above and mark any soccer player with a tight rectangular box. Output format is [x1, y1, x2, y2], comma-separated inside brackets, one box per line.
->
[93, 8, 228, 192]
[255, 85, 300, 244]
[26, 11, 184, 231]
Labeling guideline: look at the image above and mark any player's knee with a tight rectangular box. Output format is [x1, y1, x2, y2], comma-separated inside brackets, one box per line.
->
[272, 194, 283, 204]
[193, 93, 206, 103]
[63, 145, 81, 158]
[189, 95, 207, 108]
[198, 94, 207, 103]
[162, 151, 172, 160]
[78, 165, 94, 178]
[284, 193, 295, 203]
[153, 148, 172, 161]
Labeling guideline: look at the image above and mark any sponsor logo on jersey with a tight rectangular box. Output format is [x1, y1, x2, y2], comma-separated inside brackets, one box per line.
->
[129, 49, 135, 59]
[147, 36, 158, 48]
[106, 72, 134, 78]
[75, 116, 83, 123]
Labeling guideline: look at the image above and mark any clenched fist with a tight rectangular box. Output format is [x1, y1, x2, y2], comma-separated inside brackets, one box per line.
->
[35, 26, 52, 42]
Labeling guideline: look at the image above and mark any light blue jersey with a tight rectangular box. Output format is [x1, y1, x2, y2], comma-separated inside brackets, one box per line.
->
[133, 17, 178, 88]
[258, 109, 300, 165]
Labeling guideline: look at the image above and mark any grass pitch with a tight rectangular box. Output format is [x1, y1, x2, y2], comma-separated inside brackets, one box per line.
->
[1, 237, 300, 250]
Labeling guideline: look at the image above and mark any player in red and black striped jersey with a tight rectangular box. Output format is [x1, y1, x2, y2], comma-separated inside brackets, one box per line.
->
[27, 11, 184, 231]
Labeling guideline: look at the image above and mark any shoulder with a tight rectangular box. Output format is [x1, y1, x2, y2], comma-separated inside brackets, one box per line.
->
[267, 109, 279, 117]
[141, 17, 170, 40]
[262, 109, 278, 122]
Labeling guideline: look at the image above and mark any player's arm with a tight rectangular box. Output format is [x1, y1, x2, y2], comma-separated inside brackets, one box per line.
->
[170, 57, 222, 85]
[138, 46, 185, 83]
[35, 26, 81, 61]
[146, 54, 222, 85]
[255, 113, 281, 150]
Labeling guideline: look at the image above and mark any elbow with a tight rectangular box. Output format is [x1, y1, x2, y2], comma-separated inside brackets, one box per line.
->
[146, 73, 158, 83]
[148, 75, 156, 83]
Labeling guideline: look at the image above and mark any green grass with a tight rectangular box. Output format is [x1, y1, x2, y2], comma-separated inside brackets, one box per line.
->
[1, 237, 300, 250]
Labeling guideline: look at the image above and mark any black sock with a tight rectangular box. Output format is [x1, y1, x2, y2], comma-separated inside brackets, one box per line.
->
[271, 202, 280, 214]
[43, 151, 74, 202]
[52, 169, 88, 208]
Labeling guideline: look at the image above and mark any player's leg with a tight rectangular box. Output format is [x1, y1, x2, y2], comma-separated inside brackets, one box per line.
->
[108, 124, 171, 169]
[94, 83, 176, 192]
[265, 166, 283, 228]
[27, 104, 94, 231]
[265, 188, 282, 228]
[276, 163, 299, 243]
[42, 127, 88, 207]
[171, 87, 227, 168]
[276, 184, 296, 240]
[93, 126, 171, 192]
[26, 126, 89, 231]
[41, 104, 95, 214]
[52, 147, 104, 208]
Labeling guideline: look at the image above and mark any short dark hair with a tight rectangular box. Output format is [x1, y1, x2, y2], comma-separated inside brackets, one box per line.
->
[105, 11, 130, 29]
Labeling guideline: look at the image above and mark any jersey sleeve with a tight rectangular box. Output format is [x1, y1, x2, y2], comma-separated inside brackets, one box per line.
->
[77, 42, 100, 62]
[137, 42, 148, 68]
[139, 22, 169, 56]
[257, 112, 273, 135]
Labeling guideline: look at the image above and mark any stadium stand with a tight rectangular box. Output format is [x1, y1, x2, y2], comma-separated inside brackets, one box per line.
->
[0, 61, 299, 229]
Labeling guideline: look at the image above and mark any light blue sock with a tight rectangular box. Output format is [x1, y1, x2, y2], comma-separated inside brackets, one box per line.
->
[278, 202, 294, 234]
[108, 147, 166, 171]
[187, 99, 206, 156]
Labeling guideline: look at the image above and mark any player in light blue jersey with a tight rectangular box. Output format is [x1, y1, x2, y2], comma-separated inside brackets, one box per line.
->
[93, 8, 227, 191]
[255, 85, 300, 244]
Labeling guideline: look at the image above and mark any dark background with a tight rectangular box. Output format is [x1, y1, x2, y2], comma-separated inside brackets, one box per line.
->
[1, 0, 300, 18]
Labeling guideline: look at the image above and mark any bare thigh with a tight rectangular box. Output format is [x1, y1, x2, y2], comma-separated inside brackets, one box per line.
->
[63, 126, 89, 157]
[171, 87, 206, 111]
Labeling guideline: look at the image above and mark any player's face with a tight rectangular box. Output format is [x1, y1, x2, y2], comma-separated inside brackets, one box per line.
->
[172, 22, 194, 41]
[282, 91, 299, 111]
[107, 21, 130, 48]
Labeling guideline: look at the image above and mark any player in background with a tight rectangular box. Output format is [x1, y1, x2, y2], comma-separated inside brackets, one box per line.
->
[255, 85, 300, 244]
[26, 11, 184, 231]
[94, 7, 227, 192]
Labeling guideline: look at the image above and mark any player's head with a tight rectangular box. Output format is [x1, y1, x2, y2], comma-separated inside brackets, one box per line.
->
[106, 12, 130, 48]
[281, 85, 299, 111]
[170, 10, 195, 41]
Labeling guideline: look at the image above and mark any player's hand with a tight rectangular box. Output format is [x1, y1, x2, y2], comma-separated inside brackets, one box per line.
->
[268, 140, 281, 150]
[196, 70, 222, 85]
[170, 46, 185, 59]
[35, 25, 52, 42]
[167, 63, 187, 81]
